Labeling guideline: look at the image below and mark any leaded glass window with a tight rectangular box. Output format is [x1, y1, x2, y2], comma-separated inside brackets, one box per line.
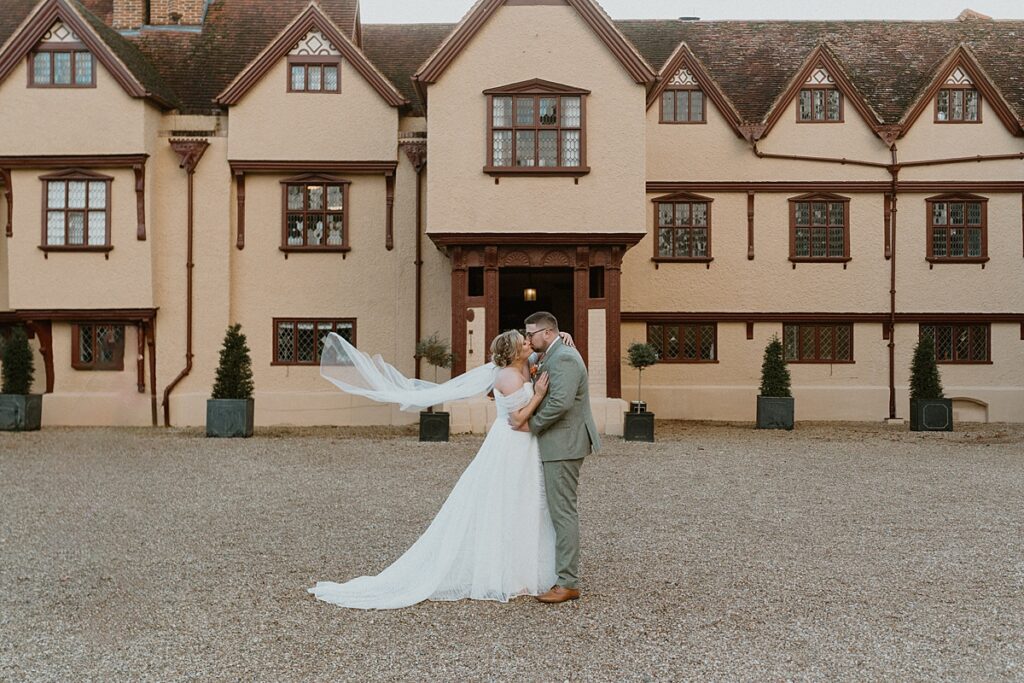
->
[489, 92, 585, 169]
[798, 88, 841, 121]
[288, 61, 340, 93]
[783, 324, 853, 362]
[29, 50, 93, 87]
[936, 88, 979, 122]
[920, 324, 989, 363]
[661, 89, 705, 123]
[647, 323, 716, 362]
[274, 320, 355, 365]
[928, 198, 985, 260]
[791, 196, 848, 260]
[44, 177, 110, 247]
[656, 201, 710, 259]
[283, 181, 348, 248]
[73, 324, 125, 370]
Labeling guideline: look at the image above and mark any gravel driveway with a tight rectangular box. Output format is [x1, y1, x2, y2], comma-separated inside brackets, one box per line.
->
[1, 422, 1022, 681]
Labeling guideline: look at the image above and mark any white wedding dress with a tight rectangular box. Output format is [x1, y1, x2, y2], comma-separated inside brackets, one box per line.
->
[308, 383, 557, 609]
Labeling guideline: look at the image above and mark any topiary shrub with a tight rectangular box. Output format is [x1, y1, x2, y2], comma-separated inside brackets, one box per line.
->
[909, 335, 944, 400]
[759, 335, 791, 398]
[416, 334, 455, 414]
[626, 342, 659, 404]
[211, 323, 254, 400]
[1, 327, 35, 395]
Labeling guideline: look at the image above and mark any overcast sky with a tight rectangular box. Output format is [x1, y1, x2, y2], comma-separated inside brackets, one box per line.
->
[360, 0, 1024, 23]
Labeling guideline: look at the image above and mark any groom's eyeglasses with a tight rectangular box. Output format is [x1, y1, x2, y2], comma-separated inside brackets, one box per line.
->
[524, 328, 552, 340]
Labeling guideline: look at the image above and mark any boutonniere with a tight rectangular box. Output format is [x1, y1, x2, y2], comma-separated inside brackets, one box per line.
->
[530, 365, 539, 381]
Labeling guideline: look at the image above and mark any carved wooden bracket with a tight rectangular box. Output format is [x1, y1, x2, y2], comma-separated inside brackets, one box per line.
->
[385, 173, 395, 251]
[884, 194, 893, 260]
[132, 163, 146, 240]
[746, 191, 755, 260]
[24, 319, 54, 393]
[234, 171, 246, 250]
[1, 168, 11, 237]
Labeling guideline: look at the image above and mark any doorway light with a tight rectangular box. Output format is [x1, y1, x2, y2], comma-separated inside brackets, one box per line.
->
[523, 287, 537, 302]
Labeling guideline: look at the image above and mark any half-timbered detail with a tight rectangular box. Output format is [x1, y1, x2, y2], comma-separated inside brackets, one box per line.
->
[0, 0, 1021, 429]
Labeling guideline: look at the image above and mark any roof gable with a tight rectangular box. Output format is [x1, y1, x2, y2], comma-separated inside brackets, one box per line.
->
[646, 41, 744, 139]
[759, 43, 883, 142]
[0, 0, 173, 107]
[899, 44, 1023, 138]
[414, 0, 655, 90]
[215, 3, 406, 107]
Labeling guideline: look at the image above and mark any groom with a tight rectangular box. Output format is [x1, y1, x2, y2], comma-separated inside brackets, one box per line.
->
[520, 311, 600, 603]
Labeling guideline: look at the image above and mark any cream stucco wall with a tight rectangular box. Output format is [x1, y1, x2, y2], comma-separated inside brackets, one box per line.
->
[0, 60, 149, 154]
[228, 58, 398, 161]
[897, 107, 1024, 181]
[425, 4, 646, 235]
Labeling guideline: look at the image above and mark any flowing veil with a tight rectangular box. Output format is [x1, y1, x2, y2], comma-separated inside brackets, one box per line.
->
[319, 332, 498, 411]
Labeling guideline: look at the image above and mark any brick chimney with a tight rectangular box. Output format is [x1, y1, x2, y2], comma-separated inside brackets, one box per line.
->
[112, 0, 147, 29]
[149, 0, 207, 25]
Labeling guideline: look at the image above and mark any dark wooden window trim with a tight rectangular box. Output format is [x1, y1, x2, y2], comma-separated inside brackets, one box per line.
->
[796, 86, 844, 123]
[783, 322, 855, 363]
[484, 81, 589, 177]
[27, 43, 96, 88]
[653, 192, 713, 264]
[279, 174, 351, 255]
[71, 322, 125, 371]
[39, 170, 112, 252]
[925, 194, 989, 263]
[286, 55, 341, 94]
[934, 86, 982, 124]
[659, 87, 706, 124]
[789, 193, 850, 263]
[272, 318, 356, 366]
[920, 323, 992, 364]
[646, 322, 718, 363]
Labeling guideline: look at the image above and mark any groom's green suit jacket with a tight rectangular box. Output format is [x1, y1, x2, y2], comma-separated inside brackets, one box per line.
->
[528, 339, 600, 461]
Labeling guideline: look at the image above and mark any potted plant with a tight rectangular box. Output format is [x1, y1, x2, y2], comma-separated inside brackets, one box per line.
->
[416, 334, 454, 442]
[624, 342, 658, 442]
[206, 323, 255, 438]
[909, 335, 952, 432]
[0, 326, 42, 431]
[756, 334, 794, 430]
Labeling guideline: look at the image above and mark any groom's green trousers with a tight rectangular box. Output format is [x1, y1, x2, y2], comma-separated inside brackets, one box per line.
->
[543, 458, 584, 589]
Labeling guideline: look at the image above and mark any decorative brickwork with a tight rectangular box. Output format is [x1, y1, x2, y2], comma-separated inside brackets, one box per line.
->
[112, 0, 145, 29]
[149, 0, 206, 26]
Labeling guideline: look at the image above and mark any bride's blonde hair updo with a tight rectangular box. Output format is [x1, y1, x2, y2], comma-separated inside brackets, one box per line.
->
[490, 330, 524, 368]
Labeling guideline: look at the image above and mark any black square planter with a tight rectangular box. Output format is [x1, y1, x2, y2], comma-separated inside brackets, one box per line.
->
[623, 411, 655, 442]
[909, 398, 953, 432]
[206, 398, 255, 438]
[419, 411, 450, 442]
[756, 396, 794, 430]
[0, 394, 42, 431]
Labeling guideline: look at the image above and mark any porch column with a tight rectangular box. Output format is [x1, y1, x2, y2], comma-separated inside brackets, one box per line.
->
[573, 246, 589, 365]
[484, 246, 499, 350]
[450, 246, 468, 376]
[605, 247, 622, 398]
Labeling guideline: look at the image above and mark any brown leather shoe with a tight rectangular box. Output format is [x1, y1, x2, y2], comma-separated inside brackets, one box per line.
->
[536, 586, 580, 603]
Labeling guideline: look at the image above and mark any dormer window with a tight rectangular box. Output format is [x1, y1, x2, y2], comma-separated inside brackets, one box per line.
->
[797, 67, 842, 122]
[484, 79, 589, 176]
[936, 69, 980, 122]
[287, 31, 341, 93]
[29, 21, 94, 88]
[659, 68, 705, 124]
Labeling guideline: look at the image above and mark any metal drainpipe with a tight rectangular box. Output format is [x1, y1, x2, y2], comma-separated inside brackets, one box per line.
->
[888, 147, 899, 420]
[163, 140, 209, 426]
[414, 160, 424, 379]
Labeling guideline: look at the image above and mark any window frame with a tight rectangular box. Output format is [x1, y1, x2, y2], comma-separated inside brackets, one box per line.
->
[788, 193, 851, 263]
[286, 56, 341, 94]
[483, 80, 590, 177]
[279, 174, 351, 253]
[27, 44, 95, 88]
[919, 323, 991, 365]
[646, 322, 718, 364]
[783, 323, 855, 364]
[925, 194, 989, 264]
[272, 318, 357, 366]
[39, 170, 113, 253]
[796, 86, 843, 123]
[934, 86, 981, 124]
[659, 87, 706, 124]
[652, 192, 713, 263]
[71, 323, 125, 371]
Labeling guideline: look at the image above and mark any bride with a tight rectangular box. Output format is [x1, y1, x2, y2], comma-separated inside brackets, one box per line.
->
[308, 330, 557, 609]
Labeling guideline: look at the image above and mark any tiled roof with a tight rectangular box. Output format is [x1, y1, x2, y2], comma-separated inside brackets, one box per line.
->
[362, 23, 455, 115]
[615, 19, 1024, 126]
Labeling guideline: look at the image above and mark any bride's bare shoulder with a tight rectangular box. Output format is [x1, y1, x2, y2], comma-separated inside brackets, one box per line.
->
[493, 367, 526, 395]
